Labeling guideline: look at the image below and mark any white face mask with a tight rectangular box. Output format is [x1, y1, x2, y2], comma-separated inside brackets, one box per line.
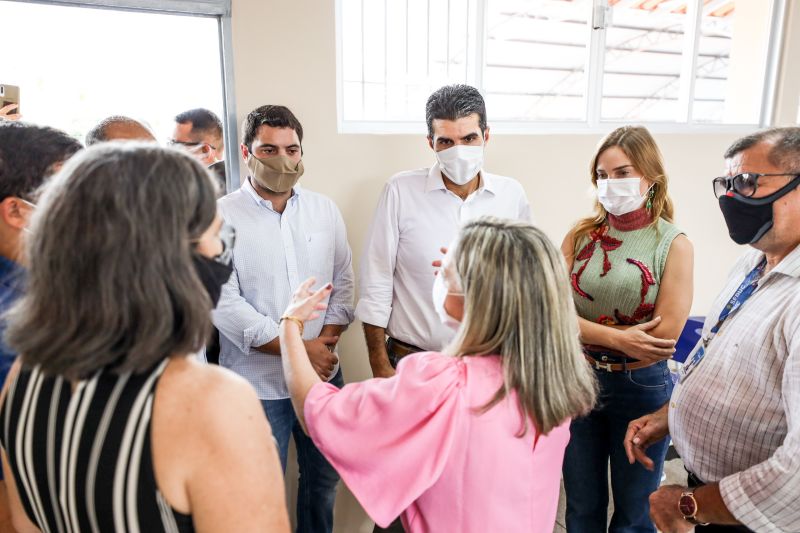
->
[435, 144, 484, 185]
[596, 177, 649, 216]
[432, 271, 463, 330]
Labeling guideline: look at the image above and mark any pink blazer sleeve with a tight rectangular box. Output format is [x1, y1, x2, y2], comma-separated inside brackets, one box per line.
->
[304, 352, 465, 527]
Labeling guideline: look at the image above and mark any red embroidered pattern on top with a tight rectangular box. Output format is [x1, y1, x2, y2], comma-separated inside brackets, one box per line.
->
[570, 226, 622, 301]
[571, 226, 657, 325]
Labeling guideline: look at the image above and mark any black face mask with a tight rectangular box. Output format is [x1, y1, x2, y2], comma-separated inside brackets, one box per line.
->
[718, 176, 800, 245]
[192, 254, 234, 307]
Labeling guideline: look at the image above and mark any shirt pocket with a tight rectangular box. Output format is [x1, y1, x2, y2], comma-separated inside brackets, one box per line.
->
[306, 230, 334, 279]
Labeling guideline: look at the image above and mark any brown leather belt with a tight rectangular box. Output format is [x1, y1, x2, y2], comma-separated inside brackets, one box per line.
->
[584, 354, 655, 372]
[386, 337, 423, 359]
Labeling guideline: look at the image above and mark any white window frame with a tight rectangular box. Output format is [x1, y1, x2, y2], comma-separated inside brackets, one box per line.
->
[5, 0, 241, 189]
[335, 0, 788, 135]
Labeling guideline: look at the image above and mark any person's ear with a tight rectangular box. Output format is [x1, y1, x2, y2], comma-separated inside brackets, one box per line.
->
[427, 136, 434, 151]
[483, 126, 490, 146]
[240, 143, 250, 161]
[0, 197, 29, 230]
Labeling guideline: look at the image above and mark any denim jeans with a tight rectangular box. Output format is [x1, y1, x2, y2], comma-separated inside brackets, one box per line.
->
[261, 369, 344, 533]
[563, 360, 673, 533]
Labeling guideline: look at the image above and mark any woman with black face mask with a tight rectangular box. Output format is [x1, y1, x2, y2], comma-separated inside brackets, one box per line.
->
[0, 144, 289, 533]
[191, 220, 235, 308]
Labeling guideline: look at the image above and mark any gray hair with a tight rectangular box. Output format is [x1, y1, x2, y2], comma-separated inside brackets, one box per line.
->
[425, 84, 487, 138]
[4, 143, 218, 379]
[724, 127, 800, 171]
[85, 115, 154, 146]
[446, 216, 597, 436]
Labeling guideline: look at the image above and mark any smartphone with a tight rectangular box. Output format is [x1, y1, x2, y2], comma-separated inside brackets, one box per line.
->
[0, 84, 20, 115]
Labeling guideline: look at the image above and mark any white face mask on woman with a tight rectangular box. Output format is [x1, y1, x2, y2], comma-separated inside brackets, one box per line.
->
[596, 177, 650, 216]
[431, 271, 463, 330]
[435, 145, 484, 186]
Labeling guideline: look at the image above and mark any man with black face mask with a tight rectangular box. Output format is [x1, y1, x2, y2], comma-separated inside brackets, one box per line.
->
[211, 105, 354, 533]
[623, 127, 800, 533]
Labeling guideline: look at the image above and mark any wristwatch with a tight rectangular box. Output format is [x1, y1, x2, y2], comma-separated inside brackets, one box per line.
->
[679, 491, 710, 526]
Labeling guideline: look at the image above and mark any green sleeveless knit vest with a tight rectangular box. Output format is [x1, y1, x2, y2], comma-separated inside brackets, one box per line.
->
[570, 210, 683, 326]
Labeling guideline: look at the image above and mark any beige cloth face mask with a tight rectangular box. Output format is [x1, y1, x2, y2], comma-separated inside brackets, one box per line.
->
[247, 154, 305, 193]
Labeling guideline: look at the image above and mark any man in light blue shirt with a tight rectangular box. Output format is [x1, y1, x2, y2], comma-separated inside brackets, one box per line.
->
[0, 121, 82, 530]
[213, 105, 354, 533]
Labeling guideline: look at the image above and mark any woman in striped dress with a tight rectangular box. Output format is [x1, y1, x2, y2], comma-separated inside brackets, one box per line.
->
[0, 144, 289, 533]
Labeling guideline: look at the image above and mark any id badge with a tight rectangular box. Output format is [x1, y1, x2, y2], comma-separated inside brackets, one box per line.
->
[679, 338, 707, 383]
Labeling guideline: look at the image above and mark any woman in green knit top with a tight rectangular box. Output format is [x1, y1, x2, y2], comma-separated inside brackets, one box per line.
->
[561, 126, 694, 533]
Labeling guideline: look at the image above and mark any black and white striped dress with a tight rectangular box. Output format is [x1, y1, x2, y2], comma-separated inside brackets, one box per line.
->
[0, 359, 194, 533]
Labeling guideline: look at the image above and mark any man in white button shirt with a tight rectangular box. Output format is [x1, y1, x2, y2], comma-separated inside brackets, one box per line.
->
[212, 105, 355, 533]
[358, 84, 531, 379]
[624, 128, 800, 533]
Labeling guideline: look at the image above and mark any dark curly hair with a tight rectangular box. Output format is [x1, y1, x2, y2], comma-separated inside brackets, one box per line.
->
[0, 121, 82, 201]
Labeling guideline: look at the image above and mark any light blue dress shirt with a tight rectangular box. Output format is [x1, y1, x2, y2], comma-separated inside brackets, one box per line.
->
[212, 178, 355, 400]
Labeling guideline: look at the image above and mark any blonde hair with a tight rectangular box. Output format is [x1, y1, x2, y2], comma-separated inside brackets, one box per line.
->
[446, 217, 597, 436]
[572, 125, 675, 249]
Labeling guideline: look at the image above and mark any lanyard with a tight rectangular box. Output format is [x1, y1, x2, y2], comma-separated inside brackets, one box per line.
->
[681, 258, 766, 383]
[704, 257, 766, 346]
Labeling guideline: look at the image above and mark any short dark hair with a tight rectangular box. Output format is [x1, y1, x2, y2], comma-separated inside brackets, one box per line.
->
[85, 115, 152, 146]
[6, 143, 218, 379]
[425, 84, 487, 138]
[724, 127, 800, 171]
[241, 105, 303, 151]
[0, 121, 82, 202]
[175, 108, 224, 145]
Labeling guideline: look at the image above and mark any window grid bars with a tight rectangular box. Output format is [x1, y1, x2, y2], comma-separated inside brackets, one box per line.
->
[340, 0, 785, 132]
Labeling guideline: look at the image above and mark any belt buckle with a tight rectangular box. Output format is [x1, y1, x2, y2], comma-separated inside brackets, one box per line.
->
[594, 360, 613, 372]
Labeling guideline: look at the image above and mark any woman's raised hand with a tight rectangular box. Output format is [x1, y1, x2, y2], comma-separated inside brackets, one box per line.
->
[284, 277, 332, 322]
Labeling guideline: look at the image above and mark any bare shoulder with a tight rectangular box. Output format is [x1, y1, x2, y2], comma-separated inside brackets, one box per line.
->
[154, 356, 266, 441]
[151, 357, 271, 477]
[667, 233, 694, 259]
[151, 357, 277, 519]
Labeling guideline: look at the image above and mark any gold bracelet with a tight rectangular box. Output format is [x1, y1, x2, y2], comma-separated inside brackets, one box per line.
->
[280, 315, 304, 336]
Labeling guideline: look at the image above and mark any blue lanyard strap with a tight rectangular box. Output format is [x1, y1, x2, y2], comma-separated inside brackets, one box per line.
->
[707, 257, 767, 340]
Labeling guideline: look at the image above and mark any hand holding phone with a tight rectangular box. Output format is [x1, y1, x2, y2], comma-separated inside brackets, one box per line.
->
[0, 85, 21, 121]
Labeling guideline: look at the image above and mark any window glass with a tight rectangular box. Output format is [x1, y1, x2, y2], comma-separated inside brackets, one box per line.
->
[338, 0, 780, 130]
[600, 1, 689, 122]
[1, 1, 224, 142]
[484, 0, 591, 121]
[691, 0, 773, 124]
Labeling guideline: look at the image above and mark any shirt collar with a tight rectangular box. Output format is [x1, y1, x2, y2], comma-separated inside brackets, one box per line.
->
[767, 242, 800, 278]
[242, 176, 301, 210]
[0, 254, 24, 289]
[424, 163, 496, 195]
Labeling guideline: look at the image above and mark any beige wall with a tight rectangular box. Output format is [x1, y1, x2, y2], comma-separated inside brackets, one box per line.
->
[229, 1, 800, 531]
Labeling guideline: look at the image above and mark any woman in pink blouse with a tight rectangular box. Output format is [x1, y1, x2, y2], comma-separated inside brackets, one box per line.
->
[278, 216, 598, 533]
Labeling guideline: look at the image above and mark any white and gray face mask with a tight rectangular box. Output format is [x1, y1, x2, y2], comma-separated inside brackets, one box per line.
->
[431, 267, 463, 330]
[435, 144, 484, 186]
[596, 177, 650, 216]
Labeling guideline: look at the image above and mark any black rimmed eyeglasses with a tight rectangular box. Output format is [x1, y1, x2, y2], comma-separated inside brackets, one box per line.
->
[712, 172, 800, 199]
[168, 139, 218, 151]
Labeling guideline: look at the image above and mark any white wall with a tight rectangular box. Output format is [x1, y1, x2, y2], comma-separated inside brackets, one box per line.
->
[228, 2, 800, 531]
